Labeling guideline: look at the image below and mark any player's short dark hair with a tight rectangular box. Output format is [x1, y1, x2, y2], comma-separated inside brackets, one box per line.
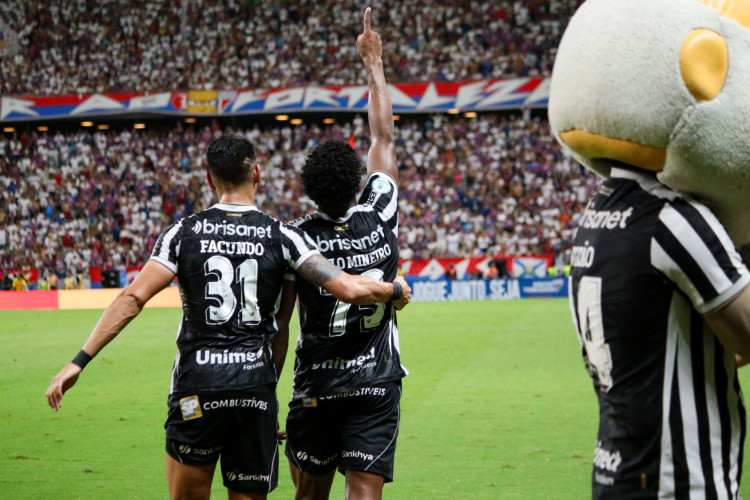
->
[301, 139, 362, 209]
[206, 135, 256, 185]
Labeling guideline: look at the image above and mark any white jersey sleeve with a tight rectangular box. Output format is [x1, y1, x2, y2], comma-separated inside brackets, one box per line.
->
[650, 198, 750, 314]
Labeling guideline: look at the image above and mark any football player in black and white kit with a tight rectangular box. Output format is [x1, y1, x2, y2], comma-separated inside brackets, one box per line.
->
[569, 162, 750, 498]
[281, 9, 406, 500]
[46, 135, 410, 500]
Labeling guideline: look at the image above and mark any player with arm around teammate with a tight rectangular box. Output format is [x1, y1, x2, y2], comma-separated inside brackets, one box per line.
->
[46, 134, 410, 500]
[281, 9, 406, 500]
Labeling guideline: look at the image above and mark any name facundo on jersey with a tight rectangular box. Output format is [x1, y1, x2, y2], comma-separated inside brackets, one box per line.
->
[292, 173, 405, 398]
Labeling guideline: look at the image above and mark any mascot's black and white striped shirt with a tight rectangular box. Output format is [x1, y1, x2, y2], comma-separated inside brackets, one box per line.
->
[569, 167, 750, 499]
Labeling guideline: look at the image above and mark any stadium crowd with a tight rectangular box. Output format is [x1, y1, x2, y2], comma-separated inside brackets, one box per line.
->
[0, 112, 598, 285]
[1, 0, 583, 96]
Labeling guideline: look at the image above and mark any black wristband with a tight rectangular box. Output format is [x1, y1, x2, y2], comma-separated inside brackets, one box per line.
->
[71, 349, 93, 370]
[391, 281, 403, 301]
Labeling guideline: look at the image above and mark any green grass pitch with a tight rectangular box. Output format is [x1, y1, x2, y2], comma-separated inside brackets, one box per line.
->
[3, 299, 750, 499]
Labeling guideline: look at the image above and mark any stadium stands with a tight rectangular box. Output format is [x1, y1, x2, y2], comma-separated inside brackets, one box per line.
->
[1, 0, 583, 96]
[0, 0, 596, 287]
[0, 113, 599, 283]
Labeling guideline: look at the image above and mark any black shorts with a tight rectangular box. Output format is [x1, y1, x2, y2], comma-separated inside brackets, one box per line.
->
[165, 385, 279, 495]
[285, 380, 401, 483]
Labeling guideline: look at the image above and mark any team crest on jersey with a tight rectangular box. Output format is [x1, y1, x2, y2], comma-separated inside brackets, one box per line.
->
[372, 178, 391, 194]
[180, 395, 203, 420]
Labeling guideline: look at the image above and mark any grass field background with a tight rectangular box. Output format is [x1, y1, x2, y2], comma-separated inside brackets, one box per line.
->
[3, 299, 750, 499]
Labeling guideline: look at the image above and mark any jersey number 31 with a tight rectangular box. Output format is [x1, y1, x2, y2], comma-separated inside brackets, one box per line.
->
[203, 256, 261, 325]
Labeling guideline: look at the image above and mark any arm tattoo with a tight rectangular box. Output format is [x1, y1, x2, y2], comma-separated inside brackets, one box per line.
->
[298, 254, 343, 286]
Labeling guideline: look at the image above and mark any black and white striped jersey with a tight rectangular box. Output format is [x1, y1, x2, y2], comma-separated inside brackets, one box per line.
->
[569, 167, 750, 499]
[289, 171, 407, 399]
[150, 202, 319, 395]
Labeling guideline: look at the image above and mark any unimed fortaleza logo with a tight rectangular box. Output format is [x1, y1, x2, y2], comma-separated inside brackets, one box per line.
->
[311, 347, 376, 371]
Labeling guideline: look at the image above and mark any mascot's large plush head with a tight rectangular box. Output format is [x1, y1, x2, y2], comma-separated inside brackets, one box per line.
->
[549, 0, 750, 251]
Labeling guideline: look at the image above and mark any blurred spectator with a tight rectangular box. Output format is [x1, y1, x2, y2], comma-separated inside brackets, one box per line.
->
[2, 272, 13, 290]
[445, 264, 457, 280]
[12, 273, 27, 290]
[486, 262, 499, 279]
[0, 0, 583, 96]
[46, 272, 58, 290]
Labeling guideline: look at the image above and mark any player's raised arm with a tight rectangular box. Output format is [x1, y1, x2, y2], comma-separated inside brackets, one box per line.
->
[357, 7, 398, 182]
[45, 260, 176, 411]
[296, 253, 410, 309]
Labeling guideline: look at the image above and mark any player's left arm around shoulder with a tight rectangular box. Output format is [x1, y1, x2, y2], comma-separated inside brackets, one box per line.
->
[46, 260, 175, 411]
[296, 253, 410, 307]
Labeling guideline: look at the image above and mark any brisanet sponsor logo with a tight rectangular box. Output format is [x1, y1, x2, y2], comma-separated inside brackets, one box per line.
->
[194, 220, 272, 237]
[315, 226, 385, 253]
[579, 207, 634, 230]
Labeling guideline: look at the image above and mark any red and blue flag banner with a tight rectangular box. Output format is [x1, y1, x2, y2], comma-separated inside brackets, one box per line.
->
[1, 78, 550, 122]
[399, 255, 551, 280]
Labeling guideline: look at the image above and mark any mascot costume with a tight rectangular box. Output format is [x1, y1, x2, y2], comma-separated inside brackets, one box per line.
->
[549, 0, 750, 497]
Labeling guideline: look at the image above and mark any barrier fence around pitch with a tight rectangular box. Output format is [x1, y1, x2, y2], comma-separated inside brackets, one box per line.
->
[0, 287, 182, 311]
[0, 278, 568, 310]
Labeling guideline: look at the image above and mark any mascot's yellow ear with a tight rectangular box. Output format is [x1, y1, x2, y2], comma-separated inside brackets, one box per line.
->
[680, 29, 728, 101]
[695, 0, 750, 29]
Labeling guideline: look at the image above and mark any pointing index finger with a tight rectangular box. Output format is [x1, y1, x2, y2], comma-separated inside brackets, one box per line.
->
[363, 7, 371, 33]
